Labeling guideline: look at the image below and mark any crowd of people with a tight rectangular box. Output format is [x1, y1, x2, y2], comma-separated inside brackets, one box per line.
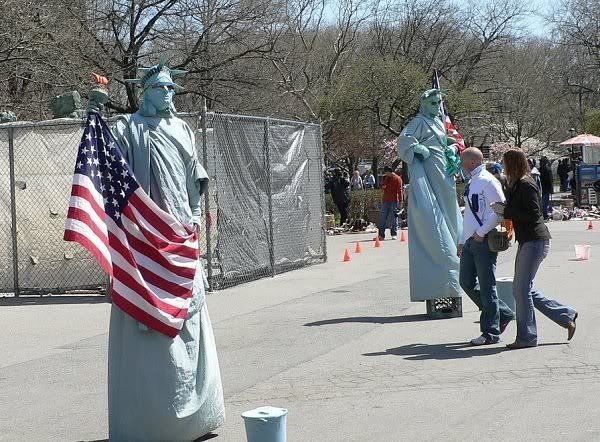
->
[487, 156, 579, 221]
[324, 168, 377, 193]
[324, 167, 396, 227]
[326, 154, 577, 233]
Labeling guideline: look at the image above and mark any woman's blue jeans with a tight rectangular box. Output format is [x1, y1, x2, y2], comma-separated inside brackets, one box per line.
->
[513, 240, 577, 344]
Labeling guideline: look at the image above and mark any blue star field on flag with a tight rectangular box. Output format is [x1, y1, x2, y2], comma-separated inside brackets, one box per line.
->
[74, 112, 139, 225]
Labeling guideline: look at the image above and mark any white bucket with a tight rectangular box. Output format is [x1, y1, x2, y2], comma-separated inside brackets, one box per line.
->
[242, 406, 287, 442]
[574, 244, 591, 261]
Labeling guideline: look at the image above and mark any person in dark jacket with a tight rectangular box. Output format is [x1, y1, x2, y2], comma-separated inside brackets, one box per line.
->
[492, 149, 577, 349]
[330, 169, 351, 225]
[538, 157, 553, 220]
[557, 159, 570, 191]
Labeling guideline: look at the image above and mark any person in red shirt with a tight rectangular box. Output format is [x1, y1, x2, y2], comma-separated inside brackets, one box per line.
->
[378, 166, 403, 240]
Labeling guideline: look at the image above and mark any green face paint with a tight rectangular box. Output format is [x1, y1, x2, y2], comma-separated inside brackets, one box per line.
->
[421, 94, 442, 118]
[145, 85, 175, 112]
[415, 88, 462, 176]
[124, 64, 188, 117]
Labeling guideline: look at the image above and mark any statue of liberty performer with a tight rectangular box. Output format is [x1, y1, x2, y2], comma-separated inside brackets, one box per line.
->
[93, 64, 225, 440]
[397, 89, 463, 306]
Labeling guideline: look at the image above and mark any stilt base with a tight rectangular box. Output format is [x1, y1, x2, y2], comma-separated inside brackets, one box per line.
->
[426, 297, 462, 319]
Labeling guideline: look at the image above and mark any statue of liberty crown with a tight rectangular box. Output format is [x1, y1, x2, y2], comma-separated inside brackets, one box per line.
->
[124, 62, 187, 88]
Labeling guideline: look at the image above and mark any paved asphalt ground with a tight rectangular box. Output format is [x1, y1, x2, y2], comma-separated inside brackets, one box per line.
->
[1, 221, 599, 441]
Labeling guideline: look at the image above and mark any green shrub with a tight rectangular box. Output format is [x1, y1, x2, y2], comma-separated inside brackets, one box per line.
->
[325, 193, 336, 215]
[325, 189, 383, 224]
[349, 189, 383, 222]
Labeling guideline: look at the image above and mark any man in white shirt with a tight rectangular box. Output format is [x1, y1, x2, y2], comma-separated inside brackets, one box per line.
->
[458, 148, 515, 346]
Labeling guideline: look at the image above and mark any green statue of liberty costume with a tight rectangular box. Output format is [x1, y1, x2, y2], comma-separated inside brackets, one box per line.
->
[397, 89, 463, 302]
[107, 65, 225, 440]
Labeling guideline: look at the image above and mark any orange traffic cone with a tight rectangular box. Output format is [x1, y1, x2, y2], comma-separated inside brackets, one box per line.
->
[342, 248, 351, 262]
[354, 241, 362, 254]
[588, 221, 594, 230]
[400, 230, 407, 242]
[374, 237, 381, 248]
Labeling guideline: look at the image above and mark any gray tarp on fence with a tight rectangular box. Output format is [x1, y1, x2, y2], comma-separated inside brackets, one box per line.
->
[0, 112, 325, 295]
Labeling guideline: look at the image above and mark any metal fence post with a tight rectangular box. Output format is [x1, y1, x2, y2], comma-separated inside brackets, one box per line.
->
[264, 119, 276, 276]
[201, 100, 213, 288]
[7, 127, 20, 297]
[317, 124, 327, 262]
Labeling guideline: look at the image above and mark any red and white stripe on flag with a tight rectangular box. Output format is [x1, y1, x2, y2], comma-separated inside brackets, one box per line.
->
[64, 113, 198, 338]
[65, 173, 198, 337]
[431, 69, 466, 153]
[445, 116, 466, 154]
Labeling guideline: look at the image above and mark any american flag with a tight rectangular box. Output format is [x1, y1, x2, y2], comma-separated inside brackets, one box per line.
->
[432, 69, 466, 154]
[64, 112, 199, 338]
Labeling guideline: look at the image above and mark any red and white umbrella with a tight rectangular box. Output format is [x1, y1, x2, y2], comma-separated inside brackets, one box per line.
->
[559, 133, 600, 148]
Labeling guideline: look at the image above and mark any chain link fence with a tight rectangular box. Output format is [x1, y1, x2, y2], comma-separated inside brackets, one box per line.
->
[0, 112, 326, 296]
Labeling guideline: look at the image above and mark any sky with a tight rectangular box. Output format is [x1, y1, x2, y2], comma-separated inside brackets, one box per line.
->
[515, 0, 556, 36]
[461, 0, 558, 37]
[320, 0, 558, 36]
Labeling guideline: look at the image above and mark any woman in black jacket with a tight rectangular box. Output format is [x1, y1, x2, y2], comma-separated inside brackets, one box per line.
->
[493, 149, 578, 349]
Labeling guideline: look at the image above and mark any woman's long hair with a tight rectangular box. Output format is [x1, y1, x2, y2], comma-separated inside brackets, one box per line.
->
[502, 148, 530, 186]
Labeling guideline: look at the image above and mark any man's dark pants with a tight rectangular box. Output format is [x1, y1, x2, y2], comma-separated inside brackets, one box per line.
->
[335, 201, 349, 225]
[460, 238, 515, 341]
[378, 201, 399, 239]
[559, 175, 569, 192]
[541, 193, 550, 220]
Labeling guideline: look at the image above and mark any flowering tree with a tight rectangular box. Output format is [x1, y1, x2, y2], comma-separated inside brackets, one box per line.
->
[381, 139, 399, 167]
[489, 139, 565, 163]
[489, 142, 518, 162]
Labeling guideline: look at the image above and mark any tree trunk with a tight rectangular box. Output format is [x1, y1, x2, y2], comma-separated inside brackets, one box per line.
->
[371, 156, 378, 186]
